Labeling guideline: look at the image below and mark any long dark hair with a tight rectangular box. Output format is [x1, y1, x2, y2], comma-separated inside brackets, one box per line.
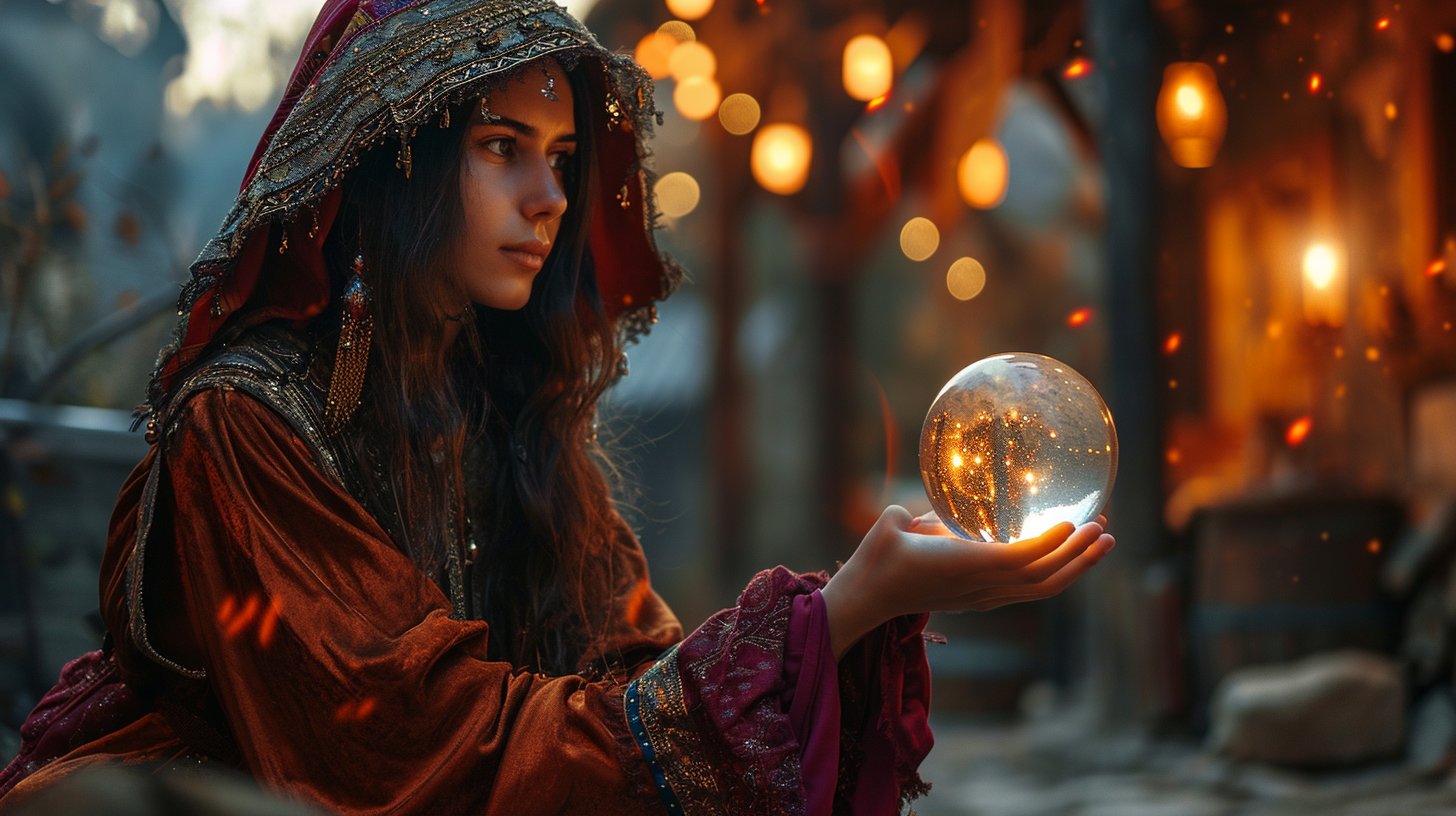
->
[322, 61, 624, 674]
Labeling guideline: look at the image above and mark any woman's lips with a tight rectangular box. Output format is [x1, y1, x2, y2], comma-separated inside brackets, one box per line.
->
[501, 244, 548, 271]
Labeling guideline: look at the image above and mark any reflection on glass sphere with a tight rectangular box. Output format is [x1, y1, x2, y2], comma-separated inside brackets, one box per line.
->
[919, 353, 1117, 543]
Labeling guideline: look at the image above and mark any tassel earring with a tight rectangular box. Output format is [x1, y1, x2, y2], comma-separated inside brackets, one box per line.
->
[325, 255, 373, 433]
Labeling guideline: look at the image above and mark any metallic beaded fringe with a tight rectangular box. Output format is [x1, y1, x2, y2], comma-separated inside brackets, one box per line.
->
[325, 256, 373, 433]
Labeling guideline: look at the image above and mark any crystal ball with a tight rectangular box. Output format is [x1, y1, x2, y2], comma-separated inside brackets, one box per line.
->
[919, 353, 1117, 543]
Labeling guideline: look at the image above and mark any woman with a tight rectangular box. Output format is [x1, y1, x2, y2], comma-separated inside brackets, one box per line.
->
[0, 0, 1114, 813]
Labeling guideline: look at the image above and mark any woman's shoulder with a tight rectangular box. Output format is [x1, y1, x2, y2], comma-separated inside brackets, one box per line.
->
[156, 322, 346, 481]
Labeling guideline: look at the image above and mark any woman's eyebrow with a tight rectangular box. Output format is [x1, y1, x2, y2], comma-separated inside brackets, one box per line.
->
[479, 115, 577, 142]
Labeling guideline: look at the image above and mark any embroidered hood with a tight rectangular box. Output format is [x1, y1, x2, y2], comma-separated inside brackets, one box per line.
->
[145, 0, 680, 415]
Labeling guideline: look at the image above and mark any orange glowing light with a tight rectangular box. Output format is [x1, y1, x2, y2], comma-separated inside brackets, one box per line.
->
[1375, 18, 1390, 30]
[633, 33, 674, 80]
[224, 594, 259, 640]
[1367, 539, 1382, 553]
[334, 697, 379, 723]
[1426, 259, 1447, 277]
[256, 598, 282, 648]
[1166, 448, 1182, 464]
[751, 123, 812, 195]
[1285, 417, 1312, 446]
[1163, 332, 1182, 354]
[1366, 346, 1380, 361]
[673, 76, 721, 121]
[668, 41, 716, 81]
[1067, 308, 1093, 328]
[1062, 58, 1092, 79]
[1156, 62, 1227, 168]
[1308, 73, 1322, 93]
[842, 35, 894, 101]
[1439, 33, 1455, 52]
[666, 0, 714, 21]
[957, 138, 1009, 209]
[866, 94, 888, 111]
[216, 595, 238, 625]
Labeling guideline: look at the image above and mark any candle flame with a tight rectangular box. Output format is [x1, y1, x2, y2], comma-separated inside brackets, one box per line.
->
[1308, 73, 1322, 93]
[1427, 259, 1447, 277]
[1285, 416, 1312, 446]
[1062, 58, 1092, 79]
[1163, 332, 1182, 354]
[1067, 308, 1093, 328]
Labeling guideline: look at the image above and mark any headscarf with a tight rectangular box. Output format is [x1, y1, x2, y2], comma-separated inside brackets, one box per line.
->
[143, 0, 681, 416]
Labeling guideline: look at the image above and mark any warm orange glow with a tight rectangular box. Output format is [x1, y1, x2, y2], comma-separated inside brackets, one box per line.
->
[1067, 308, 1093, 328]
[657, 20, 695, 44]
[1366, 346, 1380, 361]
[654, 172, 701, 218]
[673, 76, 721, 121]
[1156, 62, 1227, 168]
[899, 217, 939, 261]
[1308, 73, 1322, 93]
[751, 123, 812, 195]
[866, 94, 888, 111]
[1439, 33, 1455, 52]
[957, 138, 1009, 209]
[1367, 539, 1382, 553]
[1375, 17, 1390, 30]
[1166, 448, 1182, 464]
[1285, 417, 1312, 446]
[1427, 259, 1447, 277]
[718, 93, 761, 135]
[842, 34, 893, 101]
[1302, 243, 1346, 327]
[224, 594, 259, 640]
[256, 598, 282, 648]
[1385, 102, 1398, 120]
[669, 40, 716, 81]
[1163, 332, 1182, 354]
[666, 0, 714, 21]
[634, 33, 674, 79]
[1062, 58, 1093, 79]
[946, 257, 987, 300]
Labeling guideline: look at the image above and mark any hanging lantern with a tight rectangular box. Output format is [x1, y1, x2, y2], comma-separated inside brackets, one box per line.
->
[842, 35, 893, 102]
[957, 138, 1009, 209]
[1155, 62, 1227, 168]
[1301, 243, 1347, 327]
[751, 123, 812, 195]
[666, 0, 713, 20]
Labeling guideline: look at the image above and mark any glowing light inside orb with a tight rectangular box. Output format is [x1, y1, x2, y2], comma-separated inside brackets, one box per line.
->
[842, 34, 893, 102]
[751, 123, 812, 195]
[1175, 85, 1205, 118]
[1303, 244, 1337, 289]
[919, 353, 1117, 543]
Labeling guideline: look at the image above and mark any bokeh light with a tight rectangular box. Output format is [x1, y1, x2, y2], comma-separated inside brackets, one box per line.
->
[634, 32, 675, 79]
[1303, 244, 1336, 290]
[657, 20, 696, 44]
[842, 34, 893, 101]
[900, 217, 940, 261]
[957, 138, 1009, 209]
[669, 40, 716, 81]
[1156, 62, 1227, 168]
[654, 172, 702, 218]
[751, 123, 813, 195]
[718, 93, 762, 135]
[164, 0, 324, 115]
[665, 0, 714, 21]
[946, 257, 986, 300]
[674, 76, 722, 121]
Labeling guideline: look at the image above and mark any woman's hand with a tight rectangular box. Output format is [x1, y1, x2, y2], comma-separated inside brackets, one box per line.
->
[819, 506, 1114, 661]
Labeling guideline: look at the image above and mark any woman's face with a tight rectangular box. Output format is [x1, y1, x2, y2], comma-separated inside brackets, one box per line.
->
[454, 59, 577, 310]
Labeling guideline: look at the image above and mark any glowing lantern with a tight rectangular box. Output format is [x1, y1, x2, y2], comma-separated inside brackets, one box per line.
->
[654, 172, 701, 218]
[842, 35, 893, 102]
[669, 41, 716, 81]
[751, 123, 812, 195]
[634, 33, 674, 80]
[666, 0, 713, 21]
[1155, 62, 1227, 168]
[718, 93, 761, 135]
[674, 76, 721, 121]
[1301, 243, 1346, 327]
[957, 138, 1009, 209]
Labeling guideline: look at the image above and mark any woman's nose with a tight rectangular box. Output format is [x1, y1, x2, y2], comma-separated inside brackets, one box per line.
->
[521, 157, 568, 222]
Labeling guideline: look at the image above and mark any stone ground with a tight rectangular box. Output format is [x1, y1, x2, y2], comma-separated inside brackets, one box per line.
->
[912, 715, 1456, 816]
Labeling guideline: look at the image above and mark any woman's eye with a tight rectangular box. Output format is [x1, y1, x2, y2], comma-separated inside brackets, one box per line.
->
[482, 137, 514, 159]
[548, 150, 575, 171]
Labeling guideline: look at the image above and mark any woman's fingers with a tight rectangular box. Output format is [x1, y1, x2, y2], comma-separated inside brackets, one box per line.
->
[958, 533, 1115, 610]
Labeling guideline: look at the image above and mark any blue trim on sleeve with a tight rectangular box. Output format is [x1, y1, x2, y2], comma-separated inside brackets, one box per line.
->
[625, 678, 685, 815]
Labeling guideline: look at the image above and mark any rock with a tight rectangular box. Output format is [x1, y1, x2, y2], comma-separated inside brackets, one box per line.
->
[1409, 686, 1456, 772]
[1208, 650, 1405, 767]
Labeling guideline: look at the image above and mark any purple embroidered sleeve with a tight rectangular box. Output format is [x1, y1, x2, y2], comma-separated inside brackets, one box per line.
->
[627, 568, 933, 816]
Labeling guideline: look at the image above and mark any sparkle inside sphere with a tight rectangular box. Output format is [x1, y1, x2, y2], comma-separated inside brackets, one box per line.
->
[919, 353, 1117, 543]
